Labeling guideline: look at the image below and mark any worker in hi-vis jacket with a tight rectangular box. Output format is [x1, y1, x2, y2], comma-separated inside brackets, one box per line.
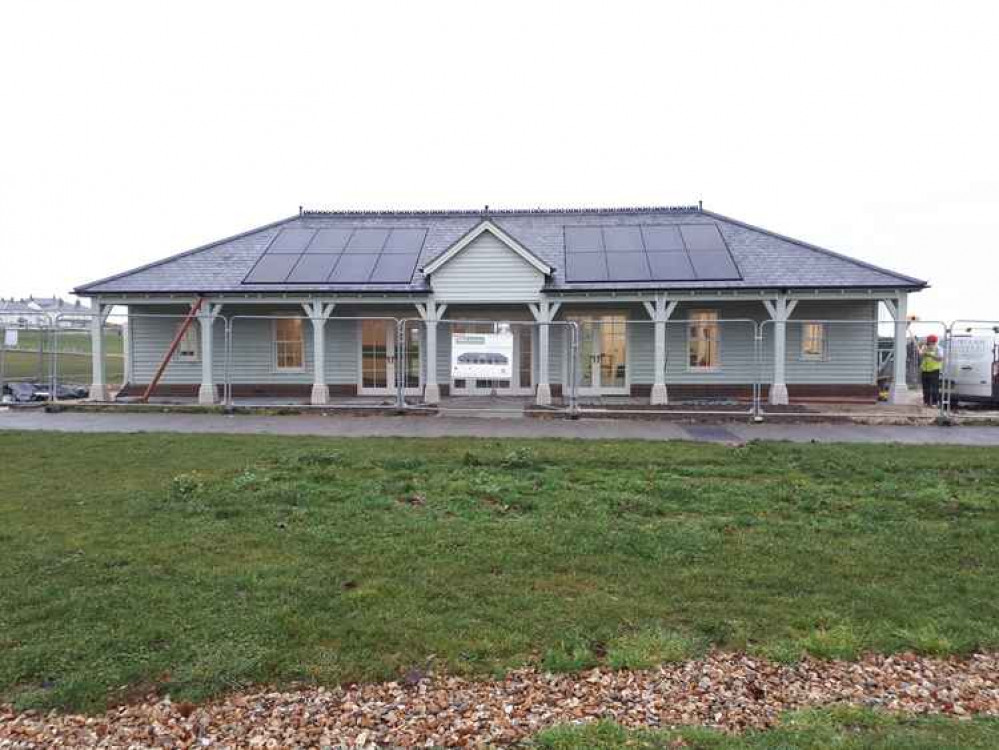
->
[918, 334, 944, 407]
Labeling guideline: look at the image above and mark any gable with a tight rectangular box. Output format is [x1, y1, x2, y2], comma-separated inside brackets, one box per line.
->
[428, 228, 546, 302]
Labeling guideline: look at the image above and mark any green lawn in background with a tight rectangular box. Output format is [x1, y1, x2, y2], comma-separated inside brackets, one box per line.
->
[2, 330, 124, 384]
[0, 432, 997, 712]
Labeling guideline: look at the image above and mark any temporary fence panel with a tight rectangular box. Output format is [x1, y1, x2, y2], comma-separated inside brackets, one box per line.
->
[397, 318, 579, 413]
[51, 324, 126, 393]
[758, 318, 879, 415]
[123, 312, 223, 400]
[756, 318, 948, 418]
[225, 314, 404, 408]
[664, 319, 761, 387]
[0, 311, 129, 403]
[0, 323, 52, 390]
[554, 317, 759, 415]
[226, 315, 312, 403]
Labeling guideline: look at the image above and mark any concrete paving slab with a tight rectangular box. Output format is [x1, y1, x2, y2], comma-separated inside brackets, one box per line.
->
[2, 408, 999, 445]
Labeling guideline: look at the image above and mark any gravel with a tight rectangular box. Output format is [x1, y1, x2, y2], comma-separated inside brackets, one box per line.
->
[2, 652, 997, 748]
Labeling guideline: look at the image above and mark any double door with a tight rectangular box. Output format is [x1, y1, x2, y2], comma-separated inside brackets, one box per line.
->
[360, 320, 421, 395]
[565, 313, 628, 395]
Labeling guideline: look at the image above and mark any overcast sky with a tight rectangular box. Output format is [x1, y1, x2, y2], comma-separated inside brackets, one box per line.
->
[2, 1, 996, 323]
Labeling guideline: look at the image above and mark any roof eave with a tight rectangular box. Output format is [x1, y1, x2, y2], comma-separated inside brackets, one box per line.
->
[73, 214, 300, 296]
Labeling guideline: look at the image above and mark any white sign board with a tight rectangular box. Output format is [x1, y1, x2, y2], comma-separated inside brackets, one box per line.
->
[3, 329, 17, 348]
[451, 332, 514, 380]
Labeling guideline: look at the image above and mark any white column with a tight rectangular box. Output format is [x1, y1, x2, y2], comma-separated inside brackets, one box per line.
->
[417, 301, 445, 404]
[88, 302, 108, 401]
[530, 299, 561, 406]
[197, 304, 221, 405]
[643, 296, 678, 405]
[304, 302, 334, 405]
[888, 293, 910, 404]
[764, 295, 797, 406]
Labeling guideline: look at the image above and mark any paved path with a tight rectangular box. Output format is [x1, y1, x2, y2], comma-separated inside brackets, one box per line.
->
[2, 408, 999, 444]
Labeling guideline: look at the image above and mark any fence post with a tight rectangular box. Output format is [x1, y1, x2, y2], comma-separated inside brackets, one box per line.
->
[752, 321, 764, 422]
[48, 317, 58, 402]
[0, 323, 6, 399]
[396, 319, 406, 410]
[567, 322, 580, 416]
[939, 323, 952, 423]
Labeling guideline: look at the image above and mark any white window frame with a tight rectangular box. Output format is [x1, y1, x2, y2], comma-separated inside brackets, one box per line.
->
[272, 318, 306, 372]
[176, 322, 199, 362]
[800, 322, 827, 361]
[687, 309, 721, 371]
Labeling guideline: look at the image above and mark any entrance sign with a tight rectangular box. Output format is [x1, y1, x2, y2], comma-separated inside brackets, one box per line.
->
[451, 332, 514, 380]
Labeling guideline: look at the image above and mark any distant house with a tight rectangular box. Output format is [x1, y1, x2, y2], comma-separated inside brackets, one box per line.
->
[74, 205, 925, 405]
[0, 297, 91, 328]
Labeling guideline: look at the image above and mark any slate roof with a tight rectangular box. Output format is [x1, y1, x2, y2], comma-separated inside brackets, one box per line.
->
[75, 207, 926, 295]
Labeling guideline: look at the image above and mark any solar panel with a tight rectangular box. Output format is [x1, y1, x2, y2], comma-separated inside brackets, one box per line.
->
[287, 254, 340, 283]
[383, 228, 427, 254]
[680, 224, 726, 251]
[370, 252, 419, 283]
[345, 228, 389, 253]
[688, 250, 740, 279]
[603, 226, 644, 253]
[566, 252, 608, 281]
[641, 225, 684, 252]
[243, 225, 431, 285]
[564, 226, 604, 253]
[647, 252, 696, 280]
[606, 252, 651, 281]
[328, 254, 379, 282]
[306, 228, 353, 253]
[244, 254, 299, 283]
[562, 222, 740, 283]
[266, 227, 316, 254]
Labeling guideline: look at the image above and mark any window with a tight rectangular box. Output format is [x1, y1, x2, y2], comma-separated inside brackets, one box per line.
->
[274, 318, 305, 370]
[688, 310, 719, 369]
[801, 322, 826, 360]
[176, 322, 199, 362]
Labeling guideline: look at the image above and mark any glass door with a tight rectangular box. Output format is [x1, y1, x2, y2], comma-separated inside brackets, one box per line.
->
[359, 320, 395, 395]
[401, 321, 422, 392]
[598, 315, 628, 392]
[564, 313, 628, 395]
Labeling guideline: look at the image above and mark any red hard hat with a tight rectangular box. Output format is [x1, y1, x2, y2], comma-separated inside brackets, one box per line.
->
[927, 334, 939, 343]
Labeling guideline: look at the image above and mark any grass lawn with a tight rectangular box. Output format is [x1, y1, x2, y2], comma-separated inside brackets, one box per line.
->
[1, 431, 997, 712]
[2, 330, 124, 384]
[534, 708, 999, 749]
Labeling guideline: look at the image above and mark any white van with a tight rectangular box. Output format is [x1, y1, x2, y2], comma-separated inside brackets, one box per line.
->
[945, 334, 999, 406]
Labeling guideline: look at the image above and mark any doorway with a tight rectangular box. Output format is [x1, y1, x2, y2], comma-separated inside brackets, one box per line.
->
[359, 320, 422, 395]
[450, 321, 533, 396]
[563, 313, 629, 395]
